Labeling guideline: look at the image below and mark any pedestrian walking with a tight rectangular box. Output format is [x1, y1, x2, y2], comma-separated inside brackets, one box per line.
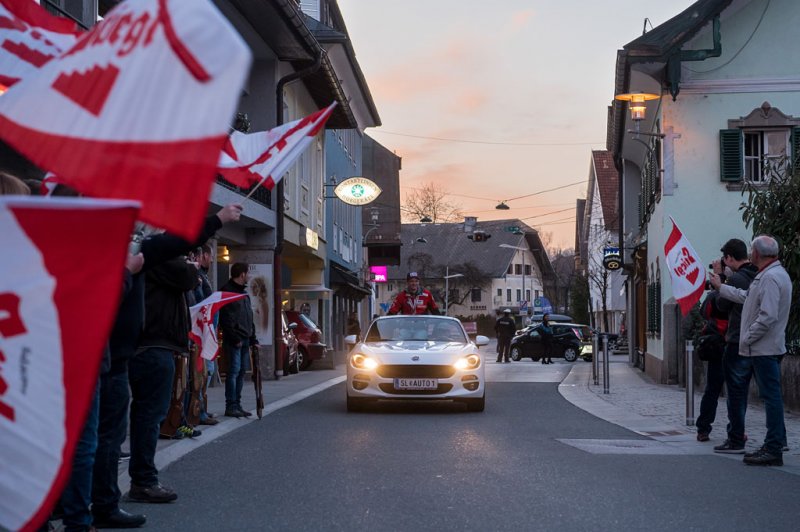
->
[710, 235, 792, 466]
[494, 309, 516, 363]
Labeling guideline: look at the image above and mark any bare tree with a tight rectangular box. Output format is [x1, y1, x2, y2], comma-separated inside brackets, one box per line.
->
[430, 261, 489, 308]
[549, 248, 577, 314]
[403, 182, 463, 223]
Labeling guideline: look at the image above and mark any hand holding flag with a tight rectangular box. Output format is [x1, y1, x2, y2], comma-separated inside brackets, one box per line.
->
[664, 216, 706, 315]
[188, 291, 247, 362]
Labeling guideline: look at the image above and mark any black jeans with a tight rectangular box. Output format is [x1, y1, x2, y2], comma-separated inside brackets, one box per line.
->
[696, 355, 724, 435]
[497, 337, 511, 361]
[128, 348, 175, 487]
[92, 369, 130, 516]
[61, 382, 99, 531]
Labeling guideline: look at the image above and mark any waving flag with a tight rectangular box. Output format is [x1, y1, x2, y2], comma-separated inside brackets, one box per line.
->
[0, 0, 81, 92]
[189, 291, 247, 362]
[664, 216, 706, 315]
[0, 196, 138, 532]
[217, 102, 337, 189]
[39, 172, 59, 196]
[0, 0, 252, 240]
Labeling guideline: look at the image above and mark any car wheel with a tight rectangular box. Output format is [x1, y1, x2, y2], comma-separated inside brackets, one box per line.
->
[298, 347, 312, 371]
[510, 346, 522, 361]
[347, 394, 369, 412]
[464, 395, 485, 412]
[563, 346, 578, 362]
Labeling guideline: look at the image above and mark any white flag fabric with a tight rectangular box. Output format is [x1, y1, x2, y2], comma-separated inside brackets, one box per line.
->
[217, 102, 337, 190]
[188, 291, 247, 361]
[0, 196, 139, 532]
[0, 0, 80, 91]
[664, 216, 706, 315]
[0, 0, 252, 240]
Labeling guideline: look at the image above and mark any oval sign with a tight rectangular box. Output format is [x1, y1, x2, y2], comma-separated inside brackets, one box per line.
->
[334, 177, 382, 206]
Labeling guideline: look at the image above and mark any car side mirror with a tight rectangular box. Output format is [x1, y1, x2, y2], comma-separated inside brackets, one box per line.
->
[474, 335, 490, 347]
[344, 334, 358, 345]
[288, 323, 298, 330]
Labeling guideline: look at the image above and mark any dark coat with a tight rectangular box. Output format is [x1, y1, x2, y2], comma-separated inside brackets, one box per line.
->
[715, 263, 758, 344]
[107, 215, 222, 372]
[218, 279, 256, 346]
[138, 258, 199, 354]
[494, 315, 516, 338]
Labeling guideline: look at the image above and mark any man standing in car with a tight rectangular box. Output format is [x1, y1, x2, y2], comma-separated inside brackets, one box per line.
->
[494, 309, 516, 363]
[388, 271, 440, 315]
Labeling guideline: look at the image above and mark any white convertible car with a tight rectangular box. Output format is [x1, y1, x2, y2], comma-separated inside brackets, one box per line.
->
[344, 315, 489, 412]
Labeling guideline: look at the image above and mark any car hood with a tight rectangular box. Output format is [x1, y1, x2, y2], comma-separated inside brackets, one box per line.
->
[357, 341, 476, 363]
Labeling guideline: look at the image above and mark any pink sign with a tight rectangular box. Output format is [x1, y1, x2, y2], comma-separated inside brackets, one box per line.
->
[370, 266, 387, 283]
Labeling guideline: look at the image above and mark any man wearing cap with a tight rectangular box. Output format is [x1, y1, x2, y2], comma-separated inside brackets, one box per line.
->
[495, 309, 516, 363]
[388, 272, 440, 315]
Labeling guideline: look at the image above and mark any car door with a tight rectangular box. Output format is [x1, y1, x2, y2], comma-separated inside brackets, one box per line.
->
[526, 326, 544, 358]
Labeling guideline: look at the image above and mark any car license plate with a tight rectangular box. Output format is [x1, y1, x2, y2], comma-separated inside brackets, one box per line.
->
[394, 378, 438, 390]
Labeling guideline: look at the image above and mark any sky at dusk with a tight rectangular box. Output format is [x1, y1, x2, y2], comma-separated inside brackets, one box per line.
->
[338, 0, 696, 250]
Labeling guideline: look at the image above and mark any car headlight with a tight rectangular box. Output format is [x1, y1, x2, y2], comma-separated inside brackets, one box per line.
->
[351, 353, 378, 370]
[454, 354, 481, 370]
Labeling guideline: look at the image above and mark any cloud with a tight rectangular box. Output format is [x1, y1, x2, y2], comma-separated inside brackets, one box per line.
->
[449, 89, 489, 112]
[510, 9, 535, 32]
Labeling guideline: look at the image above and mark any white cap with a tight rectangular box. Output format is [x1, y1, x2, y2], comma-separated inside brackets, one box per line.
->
[503, 308, 511, 313]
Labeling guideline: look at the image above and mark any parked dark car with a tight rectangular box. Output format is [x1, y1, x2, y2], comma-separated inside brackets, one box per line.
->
[281, 311, 300, 375]
[509, 323, 583, 362]
[284, 310, 326, 370]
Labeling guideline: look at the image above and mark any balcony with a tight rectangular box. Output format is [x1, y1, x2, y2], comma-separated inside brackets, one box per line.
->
[215, 175, 272, 210]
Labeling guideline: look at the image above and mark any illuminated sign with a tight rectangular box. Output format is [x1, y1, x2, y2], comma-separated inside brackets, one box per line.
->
[334, 177, 382, 206]
[370, 265, 387, 283]
[304, 228, 319, 250]
[603, 246, 621, 271]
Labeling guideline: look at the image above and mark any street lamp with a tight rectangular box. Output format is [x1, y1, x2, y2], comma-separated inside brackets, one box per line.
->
[500, 243, 527, 316]
[443, 265, 464, 316]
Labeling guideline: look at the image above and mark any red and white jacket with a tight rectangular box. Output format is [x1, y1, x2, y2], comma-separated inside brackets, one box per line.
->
[388, 289, 440, 315]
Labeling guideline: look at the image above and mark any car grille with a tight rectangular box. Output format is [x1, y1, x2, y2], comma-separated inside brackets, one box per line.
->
[379, 383, 454, 395]
[376, 365, 455, 378]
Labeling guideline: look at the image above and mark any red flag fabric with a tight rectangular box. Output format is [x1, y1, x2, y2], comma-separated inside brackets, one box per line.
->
[0, 0, 252, 240]
[188, 291, 247, 362]
[0, 197, 139, 532]
[217, 102, 337, 189]
[39, 172, 59, 196]
[664, 216, 706, 316]
[0, 0, 80, 92]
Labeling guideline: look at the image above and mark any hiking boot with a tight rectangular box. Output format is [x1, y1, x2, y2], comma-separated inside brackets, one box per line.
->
[158, 431, 184, 440]
[713, 439, 745, 454]
[743, 448, 783, 466]
[240, 409, 253, 417]
[127, 483, 177, 504]
[225, 408, 245, 418]
[696, 432, 710, 442]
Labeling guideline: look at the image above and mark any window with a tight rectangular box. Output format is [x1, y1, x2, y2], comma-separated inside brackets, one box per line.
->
[514, 264, 522, 275]
[516, 289, 521, 302]
[471, 288, 482, 302]
[535, 290, 540, 300]
[721, 103, 800, 183]
[497, 288, 502, 297]
[507, 264, 513, 275]
[506, 289, 511, 302]
[526, 290, 531, 302]
[524, 264, 531, 276]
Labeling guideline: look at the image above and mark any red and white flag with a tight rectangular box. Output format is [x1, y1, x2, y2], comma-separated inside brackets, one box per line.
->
[0, 0, 252, 240]
[39, 172, 59, 196]
[0, 0, 81, 92]
[664, 216, 706, 315]
[0, 196, 139, 532]
[217, 102, 337, 190]
[188, 291, 247, 362]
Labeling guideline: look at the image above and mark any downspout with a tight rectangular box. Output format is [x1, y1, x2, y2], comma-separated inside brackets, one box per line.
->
[273, 52, 323, 378]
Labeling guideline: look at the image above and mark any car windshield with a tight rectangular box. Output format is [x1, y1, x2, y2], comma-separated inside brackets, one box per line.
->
[365, 317, 467, 343]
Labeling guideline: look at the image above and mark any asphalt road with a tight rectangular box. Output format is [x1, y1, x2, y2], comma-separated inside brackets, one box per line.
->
[131, 363, 799, 531]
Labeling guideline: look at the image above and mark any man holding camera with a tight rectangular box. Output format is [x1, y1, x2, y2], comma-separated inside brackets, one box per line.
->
[710, 236, 791, 466]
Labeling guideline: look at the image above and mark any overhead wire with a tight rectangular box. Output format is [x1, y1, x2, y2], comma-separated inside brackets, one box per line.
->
[370, 130, 605, 147]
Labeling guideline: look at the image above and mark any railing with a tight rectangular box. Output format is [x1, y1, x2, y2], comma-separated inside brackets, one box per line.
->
[215, 176, 272, 209]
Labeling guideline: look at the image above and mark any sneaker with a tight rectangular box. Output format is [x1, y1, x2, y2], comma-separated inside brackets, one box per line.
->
[225, 408, 245, 418]
[177, 425, 201, 438]
[158, 431, 184, 440]
[696, 433, 710, 442]
[119, 451, 131, 461]
[92, 508, 147, 528]
[127, 483, 178, 504]
[743, 448, 783, 466]
[713, 439, 745, 454]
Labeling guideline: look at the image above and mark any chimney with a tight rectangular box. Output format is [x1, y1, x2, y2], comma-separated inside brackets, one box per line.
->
[464, 216, 477, 232]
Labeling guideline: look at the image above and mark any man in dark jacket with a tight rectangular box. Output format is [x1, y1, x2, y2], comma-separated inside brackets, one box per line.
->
[91, 205, 241, 524]
[219, 262, 258, 417]
[494, 309, 516, 363]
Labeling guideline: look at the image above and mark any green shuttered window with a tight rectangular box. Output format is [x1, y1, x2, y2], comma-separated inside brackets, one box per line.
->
[719, 129, 743, 182]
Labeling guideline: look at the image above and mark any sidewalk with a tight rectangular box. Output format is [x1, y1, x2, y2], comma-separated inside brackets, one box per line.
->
[559, 356, 800, 474]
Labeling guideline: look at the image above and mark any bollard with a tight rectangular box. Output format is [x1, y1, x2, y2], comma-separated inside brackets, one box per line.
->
[686, 341, 695, 426]
[602, 334, 610, 394]
[592, 333, 599, 386]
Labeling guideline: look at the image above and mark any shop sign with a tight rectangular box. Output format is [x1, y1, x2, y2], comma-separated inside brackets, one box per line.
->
[304, 228, 319, 250]
[370, 265, 387, 283]
[334, 177, 382, 206]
